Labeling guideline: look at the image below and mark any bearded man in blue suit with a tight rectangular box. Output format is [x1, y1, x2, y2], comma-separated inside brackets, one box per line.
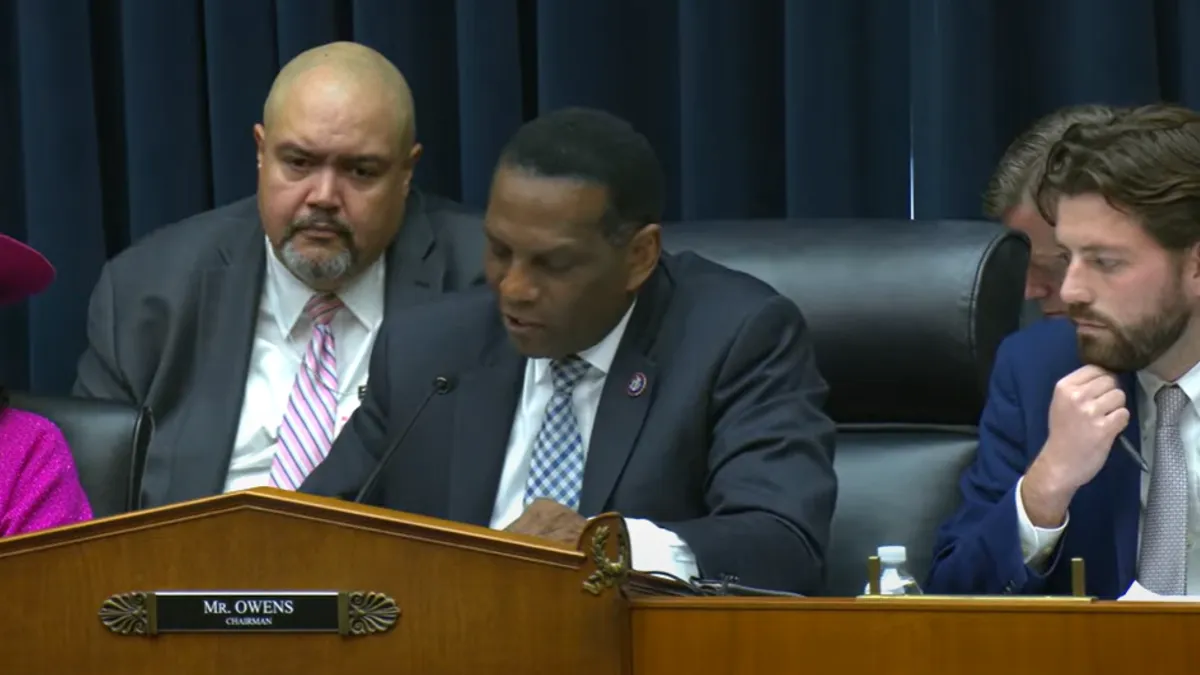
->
[928, 104, 1200, 599]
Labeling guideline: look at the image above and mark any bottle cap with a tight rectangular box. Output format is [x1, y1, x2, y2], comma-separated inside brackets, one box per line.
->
[877, 545, 907, 564]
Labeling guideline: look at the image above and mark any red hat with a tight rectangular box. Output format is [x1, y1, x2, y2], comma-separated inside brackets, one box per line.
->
[0, 235, 55, 305]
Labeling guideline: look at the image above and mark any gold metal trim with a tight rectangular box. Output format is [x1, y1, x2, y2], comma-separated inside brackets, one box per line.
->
[1070, 557, 1087, 597]
[853, 554, 1096, 602]
[337, 591, 350, 636]
[98, 590, 399, 637]
[865, 555, 881, 595]
[855, 594, 1094, 603]
[582, 524, 630, 595]
[345, 591, 400, 636]
[98, 592, 153, 635]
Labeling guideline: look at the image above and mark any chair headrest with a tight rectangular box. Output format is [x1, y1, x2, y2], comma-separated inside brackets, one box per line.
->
[663, 219, 1029, 425]
[9, 393, 153, 516]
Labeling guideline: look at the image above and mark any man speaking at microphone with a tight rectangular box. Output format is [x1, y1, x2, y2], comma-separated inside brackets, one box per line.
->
[927, 104, 1200, 599]
[301, 107, 837, 594]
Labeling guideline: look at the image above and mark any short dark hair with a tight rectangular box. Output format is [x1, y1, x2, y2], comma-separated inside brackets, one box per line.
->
[983, 104, 1121, 219]
[1035, 103, 1200, 251]
[979, 103, 1118, 218]
[498, 107, 665, 244]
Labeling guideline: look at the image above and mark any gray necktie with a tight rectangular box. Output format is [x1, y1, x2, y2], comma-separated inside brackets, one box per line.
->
[1138, 385, 1191, 594]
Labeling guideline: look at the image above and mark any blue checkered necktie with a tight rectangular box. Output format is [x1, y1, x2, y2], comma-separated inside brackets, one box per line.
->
[523, 356, 592, 510]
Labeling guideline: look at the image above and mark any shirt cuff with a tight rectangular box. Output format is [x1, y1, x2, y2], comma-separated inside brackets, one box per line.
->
[623, 517, 700, 580]
[1015, 475, 1068, 570]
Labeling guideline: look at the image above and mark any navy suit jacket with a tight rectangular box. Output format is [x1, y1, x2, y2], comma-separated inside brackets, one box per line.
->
[926, 317, 1144, 599]
[301, 251, 839, 594]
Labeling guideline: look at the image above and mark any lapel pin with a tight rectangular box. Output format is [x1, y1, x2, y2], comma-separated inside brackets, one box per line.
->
[627, 372, 647, 397]
[358, 385, 368, 401]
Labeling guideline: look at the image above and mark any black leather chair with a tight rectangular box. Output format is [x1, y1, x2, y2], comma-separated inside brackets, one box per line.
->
[663, 219, 1029, 595]
[8, 393, 153, 518]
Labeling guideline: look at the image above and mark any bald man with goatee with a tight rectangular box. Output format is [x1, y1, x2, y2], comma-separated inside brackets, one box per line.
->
[73, 42, 485, 511]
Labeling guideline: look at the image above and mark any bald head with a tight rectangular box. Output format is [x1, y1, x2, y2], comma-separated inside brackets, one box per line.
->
[263, 41, 416, 150]
[253, 41, 423, 293]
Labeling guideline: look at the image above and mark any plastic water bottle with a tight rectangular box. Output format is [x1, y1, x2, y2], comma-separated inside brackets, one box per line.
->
[864, 545, 923, 595]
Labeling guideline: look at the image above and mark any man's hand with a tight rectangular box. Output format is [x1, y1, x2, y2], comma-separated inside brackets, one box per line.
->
[1023, 365, 1130, 527]
[504, 498, 587, 545]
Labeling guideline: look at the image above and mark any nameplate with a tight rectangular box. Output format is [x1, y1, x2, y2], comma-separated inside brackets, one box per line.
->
[99, 590, 399, 637]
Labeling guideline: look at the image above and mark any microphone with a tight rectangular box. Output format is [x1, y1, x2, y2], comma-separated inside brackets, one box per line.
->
[640, 572, 805, 598]
[352, 375, 455, 504]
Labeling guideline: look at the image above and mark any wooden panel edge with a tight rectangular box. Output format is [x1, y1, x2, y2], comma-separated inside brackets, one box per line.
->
[0, 488, 585, 569]
[628, 596, 1200, 614]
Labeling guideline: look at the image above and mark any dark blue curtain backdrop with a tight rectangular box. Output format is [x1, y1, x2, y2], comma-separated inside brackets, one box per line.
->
[3, 0, 1200, 394]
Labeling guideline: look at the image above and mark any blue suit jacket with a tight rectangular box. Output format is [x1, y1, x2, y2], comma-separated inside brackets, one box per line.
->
[925, 317, 1144, 599]
[301, 251, 838, 594]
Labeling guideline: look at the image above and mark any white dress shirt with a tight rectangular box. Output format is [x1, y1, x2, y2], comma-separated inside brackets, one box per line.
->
[1017, 359, 1200, 594]
[488, 301, 701, 580]
[223, 241, 384, 492]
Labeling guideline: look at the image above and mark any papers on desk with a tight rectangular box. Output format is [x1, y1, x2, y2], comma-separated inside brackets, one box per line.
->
[1118, 581, 1196, 602]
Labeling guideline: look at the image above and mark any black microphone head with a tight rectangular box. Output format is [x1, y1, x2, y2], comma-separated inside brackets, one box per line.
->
[433, 375, 455, 394]
[356, 373, 452, 505]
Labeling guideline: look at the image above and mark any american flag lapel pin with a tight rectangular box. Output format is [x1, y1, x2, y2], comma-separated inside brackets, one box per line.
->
[627, 372, 647, 397]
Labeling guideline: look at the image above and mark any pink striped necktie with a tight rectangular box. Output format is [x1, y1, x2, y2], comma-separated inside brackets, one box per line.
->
[269, 293, 344, 490]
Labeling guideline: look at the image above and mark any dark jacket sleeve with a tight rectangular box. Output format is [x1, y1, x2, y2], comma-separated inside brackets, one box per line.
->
[924, 337, 1061, 594]
[71, 264, 136, 404]
[299, 321, 394, 501]
[661, 296, 838, 595]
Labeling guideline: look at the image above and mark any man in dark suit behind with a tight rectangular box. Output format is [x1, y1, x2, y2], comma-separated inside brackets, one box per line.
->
[981, 104, 1121, 327]
[72, 42, 483, 509]
[301, 107, 838, 594]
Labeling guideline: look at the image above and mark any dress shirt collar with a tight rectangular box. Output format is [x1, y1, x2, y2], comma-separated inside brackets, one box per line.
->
[1137, 358, 1200, 416]
[264, 237, 386, 339]
[529, 300, 637, 385]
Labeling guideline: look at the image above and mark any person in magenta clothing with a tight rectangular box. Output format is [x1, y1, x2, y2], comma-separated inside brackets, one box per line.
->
[0, 235, 92, 536]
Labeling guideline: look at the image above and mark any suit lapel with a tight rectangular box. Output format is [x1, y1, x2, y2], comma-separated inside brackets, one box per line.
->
[447, 317, 526, 525]
[1113, 370, 1143, 590]
[365, 190, 451, 400]
[382, 189, 445, 312]
[163, 224, 265, 502]
[578, 264, 672, 516]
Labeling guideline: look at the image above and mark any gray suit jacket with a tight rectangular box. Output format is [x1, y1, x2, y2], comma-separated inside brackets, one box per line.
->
[73, 189, 485, 508]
